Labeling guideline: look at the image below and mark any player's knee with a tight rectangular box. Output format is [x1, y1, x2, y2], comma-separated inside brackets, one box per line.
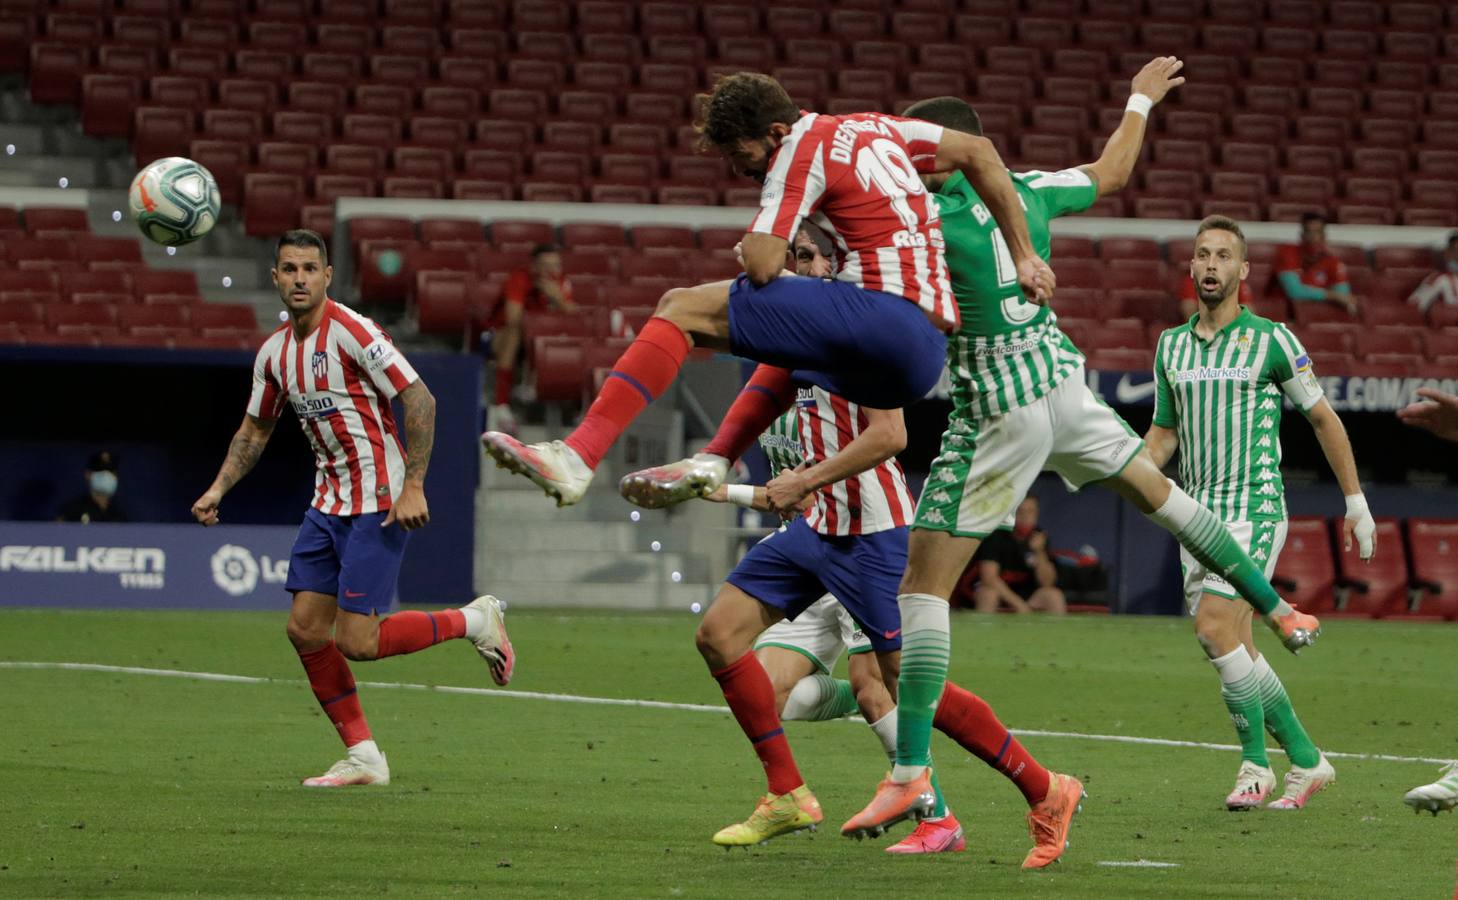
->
[1194, 613, 1237, 658]
[693, 619, 722, 660]
[285, 617, 328, 650]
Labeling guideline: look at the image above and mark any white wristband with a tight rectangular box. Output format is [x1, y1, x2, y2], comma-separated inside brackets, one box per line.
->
[1344, 493, 1369, 518]
[1125, 93, 1153, 118]
[726, 484, 756, 508]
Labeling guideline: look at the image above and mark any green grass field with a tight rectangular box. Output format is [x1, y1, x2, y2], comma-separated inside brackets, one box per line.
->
[1, 608, 1455, 898]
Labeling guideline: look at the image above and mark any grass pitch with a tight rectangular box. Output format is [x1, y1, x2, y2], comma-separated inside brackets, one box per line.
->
[0, 608, 1455, 898]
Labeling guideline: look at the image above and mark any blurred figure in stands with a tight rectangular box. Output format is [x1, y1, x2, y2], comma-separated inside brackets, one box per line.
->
[1406, 232, 1458, 315]
[970, 497, 1065, 615]
[56, 450, 128, 523]
[1274, 213, 1360, 316]
[490, 243, 578, 435]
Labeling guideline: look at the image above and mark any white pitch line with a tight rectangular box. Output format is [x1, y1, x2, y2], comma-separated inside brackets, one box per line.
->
[1, 661, 1450, 766]
[1098, 860, 1180, 868]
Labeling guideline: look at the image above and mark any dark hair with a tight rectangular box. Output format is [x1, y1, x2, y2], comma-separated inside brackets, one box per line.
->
[795, 221, 833, 258]
[1447, 231, 1458, 248]
[531, 243, 560, 259]
[695, 73, 800, 152]
[276, 229, 328, 265]
[901, 96, 983, 137]
[1300, 212, 1326, 229]
[1196, 215, 1248, 261]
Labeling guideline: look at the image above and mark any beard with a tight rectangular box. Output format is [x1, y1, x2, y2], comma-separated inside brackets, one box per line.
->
[1195, 273, 1236, 305]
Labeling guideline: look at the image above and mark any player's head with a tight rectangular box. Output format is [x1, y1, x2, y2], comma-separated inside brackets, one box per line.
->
[85, 450, 118, 499]
[1191, 215, 1250, 307]
[531, 243, 562, 278]
[696, 73, 801, 183]
[1299, 212, 1327, 253]
[901, 96, 982, 191]
[792, 222, 833, 278]
[272, 229, 331, 316]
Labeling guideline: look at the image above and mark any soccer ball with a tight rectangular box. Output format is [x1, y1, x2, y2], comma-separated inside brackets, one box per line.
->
[128, 157, 221, 247]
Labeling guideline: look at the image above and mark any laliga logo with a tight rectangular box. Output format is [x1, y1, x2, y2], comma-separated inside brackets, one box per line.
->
[211, 544, 259, 596]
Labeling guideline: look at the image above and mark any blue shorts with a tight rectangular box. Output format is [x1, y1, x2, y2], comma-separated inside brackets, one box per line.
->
[727, 275, 948, 409]
[726, 517, 908, 652]
[285, 507, 410, 615]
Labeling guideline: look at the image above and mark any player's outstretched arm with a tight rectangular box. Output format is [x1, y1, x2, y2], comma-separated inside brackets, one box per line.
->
[1304, 398, 1375, 560]
[1080, 56, 1184, 198]
[1142, 424, 1180, 469]
[933, 130, 1053, 303]
[703, 483, 775, 513]
[763, 407, 906, 517]
[383, 380, 435, 530]
[192, 413, 277, 526]
[1397, 387, 1458, 443]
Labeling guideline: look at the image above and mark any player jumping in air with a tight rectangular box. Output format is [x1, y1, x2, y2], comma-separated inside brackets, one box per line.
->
[1144, 215, 1374, 810]
[191, 230, 516, 787]
[699, 225, 1079, 862]
[481, 72, 1056, 506]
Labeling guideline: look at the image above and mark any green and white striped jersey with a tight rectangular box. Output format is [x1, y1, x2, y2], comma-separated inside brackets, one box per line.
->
[759, 408, 803, 480]
[1152, 308, 1325, 522]
[933, 168, 1097, 419]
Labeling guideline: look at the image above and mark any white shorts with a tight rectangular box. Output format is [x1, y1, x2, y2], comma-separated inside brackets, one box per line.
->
[1181, 519, 1288, 614]
[753, 593, 871, 673]
[915, 368, 1143, 538]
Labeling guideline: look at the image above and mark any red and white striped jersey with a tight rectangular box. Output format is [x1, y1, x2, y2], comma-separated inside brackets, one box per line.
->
[749, 111, 959, 331]
[247, 299, 419, 517]
[794, 384, 914, 536]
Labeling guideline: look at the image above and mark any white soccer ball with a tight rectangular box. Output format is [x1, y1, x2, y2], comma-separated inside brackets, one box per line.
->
[128, 157, 220, 247]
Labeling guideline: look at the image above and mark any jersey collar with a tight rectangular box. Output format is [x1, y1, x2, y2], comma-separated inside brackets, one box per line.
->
[1189, 304, 1251, 343]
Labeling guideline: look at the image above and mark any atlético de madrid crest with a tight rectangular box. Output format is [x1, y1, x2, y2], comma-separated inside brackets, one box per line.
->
[311, 350, 328, 380]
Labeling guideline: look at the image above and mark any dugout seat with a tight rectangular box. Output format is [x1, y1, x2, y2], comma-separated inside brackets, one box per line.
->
[1338, 518, 1409, 618]
[1408, 519, 1458, 620]
[1271, 517, 1338, 614]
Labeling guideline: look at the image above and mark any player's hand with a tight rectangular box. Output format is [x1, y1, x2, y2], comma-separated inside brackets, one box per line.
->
[191, 488, 223, 527]
[733, 242, 746, 269]
[1017, 256, 1055, 305]
[1027, 530, 1048, 554]
[1131, 56, 1185, 105]
[1397, 387, 1458, 443]
[1343, 495, 1376, 562]
[765, 468, 812, 518]
[383, 484, 430, 530]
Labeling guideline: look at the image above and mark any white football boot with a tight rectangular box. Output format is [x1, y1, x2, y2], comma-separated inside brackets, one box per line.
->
[1267, 754, 1335, 810]
[1404, 762, 1458, 815]
[481, 432, 593, 507]
[302, 753, 390, 788]
[463, 594, 515, 686]
[619, 453, 729, 509]
[1225, 760, 1277, 810]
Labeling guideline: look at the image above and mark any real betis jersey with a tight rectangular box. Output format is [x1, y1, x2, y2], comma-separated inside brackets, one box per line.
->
[1152, 308, 1325, 522]
[759, 408, 803, 480]
[933, 168, 1097, 419]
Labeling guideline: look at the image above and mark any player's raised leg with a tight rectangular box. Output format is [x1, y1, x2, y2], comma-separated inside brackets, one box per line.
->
[483, 280, 729, 506]
[697, 583, 821, 847]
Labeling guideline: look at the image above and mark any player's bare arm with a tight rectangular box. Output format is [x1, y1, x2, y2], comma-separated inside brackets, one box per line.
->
[1142, 424, 1180, 469]
[384, 379, 436, 531]
[1079, 56, 1184, 198]
[931, 129, 1054, 303]
[1303, 398, 1375, 559]
[192, 413, 277, 526]
[741, 232, 792, 286]
[764, 407, 906, 517]
[980, 560, 1033, 613]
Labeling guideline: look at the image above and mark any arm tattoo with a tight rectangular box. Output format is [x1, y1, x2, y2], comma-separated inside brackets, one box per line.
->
[216, 426, 268, 493]
[401, 382, 436, 484]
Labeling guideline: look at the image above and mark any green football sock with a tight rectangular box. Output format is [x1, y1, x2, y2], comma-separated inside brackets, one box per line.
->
[781, 674, 858, 722]
[1212, 647, 1268, 766]
[1151, 486, 1284, 616]
[893, 593, 951, 780]
[1253, 655, 1320, 768]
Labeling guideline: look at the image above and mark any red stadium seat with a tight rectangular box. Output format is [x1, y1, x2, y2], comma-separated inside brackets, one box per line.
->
[201, 109, 262, 144]
[491, 220, 555, 249]
[532, 336, 587, 406]
[314, 173, 376, 202]
[301, 52, 363, 85]
[355, 238, 420, 303]
[578, 1, 634, 33]
[658, 186, 718, 206]
[1409, 520, 1458, 620]
[325, 144, 388, 180]
[382, 177, 443, 199]
[190, 304, 256, 331]
[340, 115, 401, 150]
[117, 305, 187, 330]
[392, 146, 453, 181]
[415, 270, 492, 339]
[23, 207, 87, 233]
[1271, 518, 1338, 614]
[59, 270, 130, 299]
[243, 173, 303, 237]
[80, 74, 141, 138]
[257, 141, 317, 177]
[1085, 347, 1153, 371]
[132, 106, 193, 165]
[75, 236, 142, 266]
[46, 304, 116, 328]
[1339, 518, 1409, 618]
[1134, 198, 1195, 220]
[354, 84, 414, 119]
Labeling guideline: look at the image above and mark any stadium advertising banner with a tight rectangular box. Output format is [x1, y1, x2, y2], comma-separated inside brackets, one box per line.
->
[0, 521, 320, 610]
[1083, 370, 1458, 413]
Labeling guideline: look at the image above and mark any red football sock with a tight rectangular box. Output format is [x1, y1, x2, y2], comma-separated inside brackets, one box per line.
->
[701, 364, 797, 462]
[712, 652, 804, 796]
[494, 366, 513, 405]
[376, 609, 467, 659]
[564, 317, 689, 469]
[297, 641, 372, 748]
[934, 681, 1051, 806]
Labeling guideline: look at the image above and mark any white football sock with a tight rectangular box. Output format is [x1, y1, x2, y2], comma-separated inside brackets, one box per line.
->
[461, 606, 487, 640]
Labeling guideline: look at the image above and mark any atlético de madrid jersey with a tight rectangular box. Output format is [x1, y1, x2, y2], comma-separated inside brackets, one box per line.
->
[247, 299, 419, 517]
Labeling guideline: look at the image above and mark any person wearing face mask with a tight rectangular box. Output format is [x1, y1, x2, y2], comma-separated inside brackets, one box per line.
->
[1406, 232, 1458, 314]
[1274, 212, 1361, 316]
[967, 496, 1066, 616]
[57, 451, 128, 523]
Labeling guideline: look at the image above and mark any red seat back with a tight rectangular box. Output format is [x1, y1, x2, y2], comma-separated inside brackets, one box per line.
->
[1408, 519, 1458, 620]
[1339, 518, 1408, 618]
[1272, 517, 1336, 613]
